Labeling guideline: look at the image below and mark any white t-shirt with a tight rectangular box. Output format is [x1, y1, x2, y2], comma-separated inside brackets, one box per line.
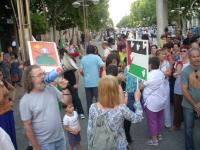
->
[143, 69, 166, 112]
[104, 47, 113, 58]
[0, 127, 15, 150]
[63, 111, 79, 130]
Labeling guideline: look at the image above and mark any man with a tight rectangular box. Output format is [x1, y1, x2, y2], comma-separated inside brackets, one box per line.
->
[19, 65, 71, 150]
[101, 41, 113, 61]
[181, 48, 200, 150]
[183, 31, 193, 46]
[80, 45, 104, 113]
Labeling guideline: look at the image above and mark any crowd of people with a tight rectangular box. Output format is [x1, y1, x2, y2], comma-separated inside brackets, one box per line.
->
[0, 27, 199, 150]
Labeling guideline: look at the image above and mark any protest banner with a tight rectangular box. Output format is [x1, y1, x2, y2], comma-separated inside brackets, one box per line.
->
[28, 41, 60, 72]
[127, 39, 149, 81]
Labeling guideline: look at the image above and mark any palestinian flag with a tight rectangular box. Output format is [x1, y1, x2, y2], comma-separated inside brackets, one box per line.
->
[127, 40, 149, 81]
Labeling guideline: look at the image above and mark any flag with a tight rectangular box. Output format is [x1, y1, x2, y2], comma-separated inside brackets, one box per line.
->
[131, 41, 147, 55]
[59, 31, 64, 49]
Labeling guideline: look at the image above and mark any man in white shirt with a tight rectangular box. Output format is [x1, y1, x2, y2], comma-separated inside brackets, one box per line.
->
[101, 41, 113, 61]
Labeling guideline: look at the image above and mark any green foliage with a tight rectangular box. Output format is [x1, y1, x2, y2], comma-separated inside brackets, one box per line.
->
[130, 0, 156, 27]
[117, 0, 156, 28]
[116, 15, 132, 28]
[117, 0, 200, 28]
[168, 0, 200, 25]
[88, 0, 111, 31]
[30, 0, 111, 32]
[31, 13, 48, 35]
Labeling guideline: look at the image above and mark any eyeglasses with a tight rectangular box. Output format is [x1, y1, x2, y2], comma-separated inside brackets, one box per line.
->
[31, 72, 46, 78]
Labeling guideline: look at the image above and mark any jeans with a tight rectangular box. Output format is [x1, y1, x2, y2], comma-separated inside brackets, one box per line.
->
[124, 92, 135, 143]
[183, 107, 195, 150]
[127, 92, 135, 112]
[40, 138, 66, 150]
[85, 87, 98, 114]
[71, 88, 84, 115]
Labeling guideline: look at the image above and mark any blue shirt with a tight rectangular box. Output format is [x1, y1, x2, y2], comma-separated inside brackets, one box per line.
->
[80, 54, 104, 87]
[124, 67, 138, 93]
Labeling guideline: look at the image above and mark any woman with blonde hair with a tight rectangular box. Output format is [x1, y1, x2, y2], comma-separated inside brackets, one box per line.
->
[87, 75, 143, 150]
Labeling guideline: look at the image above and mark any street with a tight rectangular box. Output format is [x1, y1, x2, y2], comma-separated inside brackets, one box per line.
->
[13, 40, 200, 150]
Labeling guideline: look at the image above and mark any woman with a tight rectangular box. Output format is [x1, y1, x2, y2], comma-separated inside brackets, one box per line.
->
[156, 50, 172, 128]
[123, 64, 138, 144]
[0, 69, 17, 149]
[150, 45, 158, 58]
[172, 45, 190, 130]
[59, 49, 85, 119]
[140, 57, 166, 146]
[0, 127, 15, 150]
[87, 75, 143, 150]
[172, 43, 180, 61]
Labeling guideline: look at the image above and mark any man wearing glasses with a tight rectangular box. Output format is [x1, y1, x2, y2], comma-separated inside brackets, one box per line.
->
[19, 65, 72, 150]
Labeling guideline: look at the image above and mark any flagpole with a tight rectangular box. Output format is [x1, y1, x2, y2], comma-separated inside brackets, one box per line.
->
[136, 78, 139, 90]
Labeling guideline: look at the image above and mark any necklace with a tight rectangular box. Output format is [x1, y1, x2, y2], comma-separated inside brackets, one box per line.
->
[194, 69, 199, 80]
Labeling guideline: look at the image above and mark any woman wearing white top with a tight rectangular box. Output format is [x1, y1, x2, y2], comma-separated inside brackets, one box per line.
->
[0, 127, 15, 150]
[156, 50, 172, 128]
[172, 45, 190, 130]
[140, 57, 166, 146]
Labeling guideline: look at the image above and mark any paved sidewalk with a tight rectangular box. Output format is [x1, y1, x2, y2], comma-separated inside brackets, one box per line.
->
[14, 40, 200, 150]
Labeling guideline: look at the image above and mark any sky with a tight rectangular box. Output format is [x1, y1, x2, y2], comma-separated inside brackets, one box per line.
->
[109, 0, 135, 26]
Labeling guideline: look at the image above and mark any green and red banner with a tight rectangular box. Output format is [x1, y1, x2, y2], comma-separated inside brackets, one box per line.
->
[127, 40, 149, 81]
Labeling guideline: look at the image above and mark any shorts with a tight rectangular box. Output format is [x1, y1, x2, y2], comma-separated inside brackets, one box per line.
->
[67, 132, 81, 147]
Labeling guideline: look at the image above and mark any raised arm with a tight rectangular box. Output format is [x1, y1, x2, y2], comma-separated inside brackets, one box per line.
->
[121, 89, 143, 123]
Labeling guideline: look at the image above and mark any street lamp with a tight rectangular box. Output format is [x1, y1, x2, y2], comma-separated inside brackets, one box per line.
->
[72, 2, 81, 8]
[170, 6, 185, 29]
[72, 0, 99, 47]
[188, 0, 200, 28]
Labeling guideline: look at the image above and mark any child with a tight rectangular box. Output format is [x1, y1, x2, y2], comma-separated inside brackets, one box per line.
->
[63, 103, 81, 150]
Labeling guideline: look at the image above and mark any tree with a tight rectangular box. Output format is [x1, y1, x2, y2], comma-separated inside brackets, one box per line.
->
[30, 0, 111, 32]
[168, 0, 200, 26]
[117, 0, 200, 28]
[116, 16, 131, 28]
[129, 0, 156, 27]
[31, 13, 48, 36]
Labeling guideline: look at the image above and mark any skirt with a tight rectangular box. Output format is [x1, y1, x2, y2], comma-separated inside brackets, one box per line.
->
[0, 110, 17, 149]
[67, 132, 81, 147]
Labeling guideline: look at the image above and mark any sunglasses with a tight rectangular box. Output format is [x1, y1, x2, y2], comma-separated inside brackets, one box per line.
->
[194, 70, 199, 79]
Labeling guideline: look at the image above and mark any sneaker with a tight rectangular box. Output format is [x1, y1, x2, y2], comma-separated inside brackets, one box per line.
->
[80, 114, 85, 119]
[146, 140, 159, 146]
[158, 134, 163, 141]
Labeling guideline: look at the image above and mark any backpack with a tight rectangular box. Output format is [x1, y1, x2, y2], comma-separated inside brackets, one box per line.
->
[89, 106, 117, 150]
